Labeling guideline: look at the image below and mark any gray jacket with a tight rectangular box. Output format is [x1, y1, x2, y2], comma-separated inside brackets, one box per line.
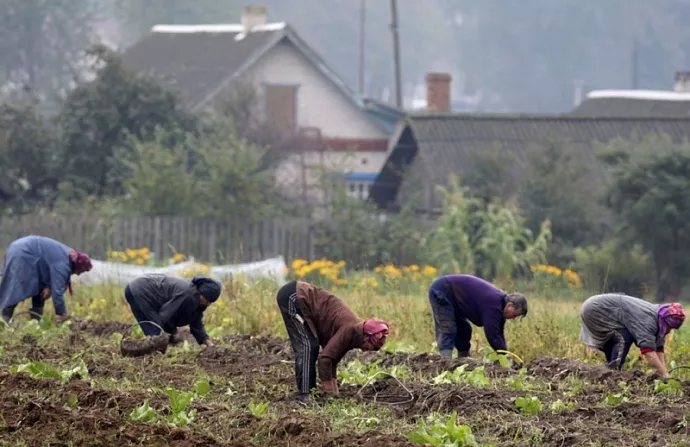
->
[579, 293, 663, 351]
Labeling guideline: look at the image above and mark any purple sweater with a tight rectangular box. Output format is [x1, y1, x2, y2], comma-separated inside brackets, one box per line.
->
[438, 274, 508, 351]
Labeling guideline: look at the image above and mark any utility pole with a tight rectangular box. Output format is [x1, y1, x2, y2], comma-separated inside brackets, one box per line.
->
[631, 38, 639, 89]
[390, 0, 402, 108]
[359, 0, 366, 95]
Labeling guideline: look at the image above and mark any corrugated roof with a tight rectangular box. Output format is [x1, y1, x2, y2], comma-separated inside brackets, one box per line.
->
[370, 114, 690, 209]
[122, 25, 284, 110]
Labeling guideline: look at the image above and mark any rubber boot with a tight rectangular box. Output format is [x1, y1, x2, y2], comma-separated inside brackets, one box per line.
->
[29, 306, 44, 320]
[1, 306, 13, 324]
[457, 350, 470, 358]
[439, 349, 453, 358]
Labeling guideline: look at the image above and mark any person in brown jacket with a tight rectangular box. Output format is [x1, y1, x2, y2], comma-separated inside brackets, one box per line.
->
[276, 280, 390, 403]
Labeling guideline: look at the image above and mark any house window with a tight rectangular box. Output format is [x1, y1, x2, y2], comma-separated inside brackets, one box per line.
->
[264, 84, 298, 133]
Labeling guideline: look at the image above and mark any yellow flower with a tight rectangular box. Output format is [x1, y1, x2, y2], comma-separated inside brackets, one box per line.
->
[422, 266, 438, 277]
[292, 259, 308, 270]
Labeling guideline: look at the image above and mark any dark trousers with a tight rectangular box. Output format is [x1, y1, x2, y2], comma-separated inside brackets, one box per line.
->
[600, 329, 634, 370]
[429, 283, 472, 353]
[277, 281, 319, 395]
[1, 294, 44, 322]
[124, 285, 161, 336]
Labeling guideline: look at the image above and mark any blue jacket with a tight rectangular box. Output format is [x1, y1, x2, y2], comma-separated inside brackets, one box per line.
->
[0, 236, 73, 314]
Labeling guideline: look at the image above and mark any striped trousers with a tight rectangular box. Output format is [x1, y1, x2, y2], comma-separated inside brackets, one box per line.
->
[277, 281, 319, 396]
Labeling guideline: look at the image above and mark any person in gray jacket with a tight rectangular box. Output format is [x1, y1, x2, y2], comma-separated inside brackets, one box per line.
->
[579, 293, 685, 378]
[124, 274, 222, 347]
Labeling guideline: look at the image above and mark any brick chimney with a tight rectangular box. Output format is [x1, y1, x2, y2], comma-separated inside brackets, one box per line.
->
[674, 71, 690, 92]
[425, 73, 452, 112]
[242, 5, 267, 31]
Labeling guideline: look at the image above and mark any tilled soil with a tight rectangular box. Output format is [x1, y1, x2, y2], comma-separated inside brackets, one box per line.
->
[1, 318, 689, 446]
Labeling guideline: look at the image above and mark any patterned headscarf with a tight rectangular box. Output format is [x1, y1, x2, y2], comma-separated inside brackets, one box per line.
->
[363, 319, 390, 350]
[658, 303, 685, 336]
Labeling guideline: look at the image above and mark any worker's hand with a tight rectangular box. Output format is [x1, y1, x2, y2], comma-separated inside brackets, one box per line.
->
[168, 332, 183, 345]
[203, 339, 214, 347]
[40, 288, 51, 300]
[321, 379, 339, 396]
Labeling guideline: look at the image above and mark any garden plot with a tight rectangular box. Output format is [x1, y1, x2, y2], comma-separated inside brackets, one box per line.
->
[0, 319, 688, 446]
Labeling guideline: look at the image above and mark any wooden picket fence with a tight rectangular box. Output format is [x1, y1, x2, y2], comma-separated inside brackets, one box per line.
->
[0, 215, 315, 264]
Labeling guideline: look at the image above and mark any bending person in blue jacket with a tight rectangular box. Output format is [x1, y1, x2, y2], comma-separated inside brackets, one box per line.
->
[428, 274, 528, 358]
[0, 236, 93, 323]
[124, 274, 222, 346]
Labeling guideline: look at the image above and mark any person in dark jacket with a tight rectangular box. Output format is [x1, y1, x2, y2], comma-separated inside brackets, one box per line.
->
[0, 235, 93, 323]
[580, 294, 685, 377]
[276, 280, 390, 403]
[124, 274, 222, 346]
[428, 274, 527, 358]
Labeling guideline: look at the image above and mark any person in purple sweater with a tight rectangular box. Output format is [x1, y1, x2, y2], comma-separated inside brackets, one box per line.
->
[428, 274, 528, 358]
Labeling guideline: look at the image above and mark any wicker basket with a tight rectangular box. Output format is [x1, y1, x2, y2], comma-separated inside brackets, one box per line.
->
[120, 321, 169, 357]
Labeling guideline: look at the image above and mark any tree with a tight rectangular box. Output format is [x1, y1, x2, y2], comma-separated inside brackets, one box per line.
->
[423, 176, 551, 280]
[56, 44, 197, 200]
[461, 145, 517, 204]
[118, 130, 199, 216]
[601, 133, 690, 301]
[517, 141, 605, 263]
[0, 99, 60, 213]
[0, 0, 99, 104]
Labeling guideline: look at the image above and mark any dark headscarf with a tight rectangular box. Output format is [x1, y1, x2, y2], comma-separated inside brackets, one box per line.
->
[192, 276, 222, 303]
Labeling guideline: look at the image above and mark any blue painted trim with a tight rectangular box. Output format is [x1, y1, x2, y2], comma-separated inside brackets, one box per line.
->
[344, 173, 377, 181]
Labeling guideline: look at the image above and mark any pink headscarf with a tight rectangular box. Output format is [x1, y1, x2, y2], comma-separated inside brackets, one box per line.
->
[363, 319, 390, 349]
[658, 303, 685, 336]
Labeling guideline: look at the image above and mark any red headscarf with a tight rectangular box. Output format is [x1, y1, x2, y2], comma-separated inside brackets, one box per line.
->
[67, 250, 93, 295]
[363, 319, 390, 350]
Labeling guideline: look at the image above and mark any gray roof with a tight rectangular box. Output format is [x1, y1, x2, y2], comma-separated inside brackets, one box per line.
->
[122, 28, 281, 109]
[572, 96, 690, 117]
[120, 24, 403, 134]
[370, 113, 690, 209]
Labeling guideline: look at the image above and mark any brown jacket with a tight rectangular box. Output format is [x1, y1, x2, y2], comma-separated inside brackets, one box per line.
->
[296, 281, 364, 381]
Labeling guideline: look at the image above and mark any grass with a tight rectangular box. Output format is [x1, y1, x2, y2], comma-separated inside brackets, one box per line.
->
[54, 275, 690, 368]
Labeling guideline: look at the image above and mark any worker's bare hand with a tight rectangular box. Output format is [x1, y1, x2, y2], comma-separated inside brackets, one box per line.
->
[203, 339, 214, 347]
[41, 288, 51, 300]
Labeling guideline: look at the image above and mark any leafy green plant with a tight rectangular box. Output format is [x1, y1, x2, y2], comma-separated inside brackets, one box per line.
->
[194, 377, 211, 397]
[514, 396, 543, 415]
[248, 400, 270, 418]
[654, 379, 683, 397]
[164, 388, 196, 426]
[338, 359, 410, 386]
[129, 399, 159, 423]
[432, 365, 490, 388]
[11, 359, 89, 383]
[482, 350, 512, 368]
[549, 399, 574, 412]
[506, 368, 532, 391]
[408, 411, 479, 446]
[605, 381, 630, 405]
